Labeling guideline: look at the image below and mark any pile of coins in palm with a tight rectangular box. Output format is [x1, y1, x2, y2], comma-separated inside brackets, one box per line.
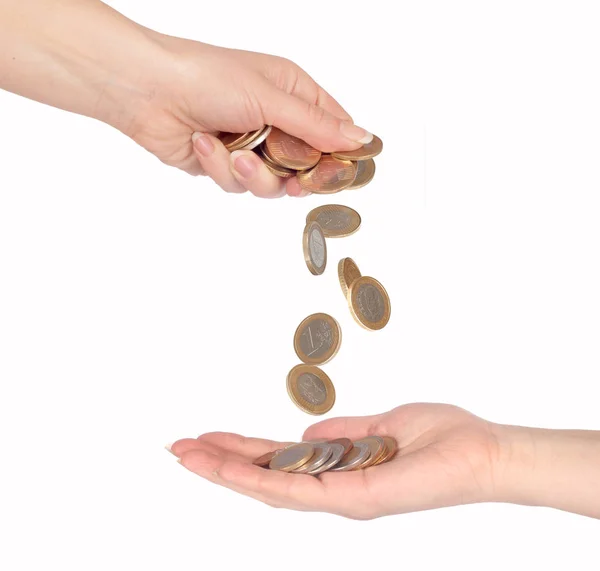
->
[253, 435, 397, 475]
[218, 126, 390, 416]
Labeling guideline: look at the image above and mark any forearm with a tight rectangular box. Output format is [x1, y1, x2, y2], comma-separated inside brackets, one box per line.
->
[494, 424, 600, 518]
[0, 0, 161, 132]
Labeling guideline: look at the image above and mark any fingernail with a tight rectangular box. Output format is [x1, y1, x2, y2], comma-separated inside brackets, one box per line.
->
[231, 151, 257, 179]
[340, 122, 373, 145]
[192, 132, 214, 157]
[165, 444, 176, 457]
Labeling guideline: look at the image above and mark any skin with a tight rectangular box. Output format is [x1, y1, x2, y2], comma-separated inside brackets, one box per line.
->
[0, 0, 372, 198]
[170, 404, 600, 520]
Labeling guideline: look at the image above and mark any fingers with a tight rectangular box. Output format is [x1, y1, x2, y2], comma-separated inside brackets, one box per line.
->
[263, 86, 373, 153]
[302, 413, 387, 442]
[288, 72, 352, 122]
[285, 177, 311, 198]
[229, 150, 287, 198]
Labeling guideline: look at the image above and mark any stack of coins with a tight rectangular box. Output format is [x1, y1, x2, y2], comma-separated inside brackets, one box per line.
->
[253, 435, 397, 475]
[218, 126, 381, 193]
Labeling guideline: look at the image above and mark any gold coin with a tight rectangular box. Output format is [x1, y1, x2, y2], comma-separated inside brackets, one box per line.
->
[218, 131, 253, 151]
[348, 276, 391, 330]
[264, 127, 322, 170]
[374, 436, 398, 465]
[353, 436, 385, 469]
[252, 449, 282, 468]
[306, 205, 361, 238]
[286, 364, 336, 415]
[293, 313, 342, 366]
[297, 156, 357, 194]
[269, 442, 315, 472]
[346, 159, 376, 190]
[338, 258, 362, 298]
[256, 144, 296, 178]
[303, 221, 327, 275]
[331, 134, 383, 161]
[241, 125, 272, 151]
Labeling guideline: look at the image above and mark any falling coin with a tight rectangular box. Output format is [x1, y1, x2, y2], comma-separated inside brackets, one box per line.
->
[328, 441, 371, 472]
[353, 436, 386, 469]
[287, 364, 336, 415]
[293, 313, 342, 366]
[338, 258, 362, 298]
[253, 449, 282, 468]
[346, 159, 376, 190]
[303, 221, 327, 275]
[331, 134, 383, 161]
[269, 442, 315, 472]
[348, 276, 391, 330]
[292, 443, 333, 474]
[306, 443, 346, 475]
[306, 205, 361, 238]
[264, 127, 322, 170]
[297, 156, 357, 194]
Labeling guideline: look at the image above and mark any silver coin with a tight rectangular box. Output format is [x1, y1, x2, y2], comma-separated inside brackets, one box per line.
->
[298, 319, 335, 361]
[356, 283, 385, 323]
[306, 443, 346, 475]
[296, 373, 327, 406]
[292, 443, 333, 474]
[269, 442, 314, 472]
[328, 441, 371, 472]
[309, 225, 326, 269]
[241, 125, 272, 151]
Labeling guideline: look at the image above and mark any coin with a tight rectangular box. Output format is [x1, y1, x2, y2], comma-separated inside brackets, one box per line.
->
[331, 134, 383, 161]
[338, 258, 362, 298]
[328, 438, 353, 456]
[293, 313, 341, 366]
[353, 436, 385, 469]
[256, 144, 296, 178]
[252, 449, 282, 468]
[297, 156, 357, 194]
[303, 221, 327, 275]
[218, 131, 253, 151]
[292, 443, 333, 474]
[264, 127, 322, 170]
[306, 205, 361, 238]
[269, 442, 315, 472]
[346, 159, 376, 190]
[372, 436, 398, 466]
[348, 276, 391, 330]
[306, 443, 346, 475]
[241, 125, 272, 151]
[328, 440, 371, 472]
[287, 364, 336, 415]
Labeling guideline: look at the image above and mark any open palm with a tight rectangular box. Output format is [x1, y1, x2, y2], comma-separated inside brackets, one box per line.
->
[170, 404, 502, 519]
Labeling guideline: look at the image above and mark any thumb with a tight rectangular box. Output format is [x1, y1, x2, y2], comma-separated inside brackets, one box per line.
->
[302, 413, 385, 442]
[262, 86, 373, 153]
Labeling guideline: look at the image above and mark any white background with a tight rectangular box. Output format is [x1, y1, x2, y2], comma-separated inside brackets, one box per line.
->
[1, 0, 599, 569]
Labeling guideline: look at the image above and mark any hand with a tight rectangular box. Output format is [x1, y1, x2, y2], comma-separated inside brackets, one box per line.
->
[169, 404, 502, 519]
[123, 34, 372, 198]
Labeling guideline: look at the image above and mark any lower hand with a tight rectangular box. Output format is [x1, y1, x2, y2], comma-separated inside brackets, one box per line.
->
[169, 404, 503, 519]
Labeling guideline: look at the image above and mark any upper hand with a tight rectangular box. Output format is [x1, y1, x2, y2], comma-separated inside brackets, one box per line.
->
[121, 35, 372, 198]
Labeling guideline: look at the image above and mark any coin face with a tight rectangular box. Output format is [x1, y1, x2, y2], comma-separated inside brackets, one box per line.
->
[331, 134, 383, 161]
[348, 276, 391, 330]
[294, 313, 341, 366]
[269, 442, 315, 472]
[328, 441, 371, 472]
[264, 127, 322, 170]
[306, 443, 346, 475]
[353, 436, 385, 469]
[256, 144, 296, 178]
[292, 443, 333, 474]
[287, 364, 336, 415]
[338, 258, 362, 298]
[346, 159, 376, 190]
[252, 449, 281, 468]
[297, 156, 357, 194]
[306, 205, 361, 238]
[303, 222, 327, 275]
